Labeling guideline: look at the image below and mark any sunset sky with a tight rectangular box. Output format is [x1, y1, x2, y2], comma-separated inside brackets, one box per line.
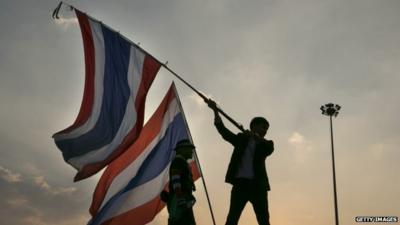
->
[1, 0, 399, 225]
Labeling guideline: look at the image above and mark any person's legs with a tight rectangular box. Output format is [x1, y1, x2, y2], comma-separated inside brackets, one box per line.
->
[225, 183, 249, 225]
[185, 208, 196, 225]
[250, 186, 269, 225]
[170, 208, 196, 225]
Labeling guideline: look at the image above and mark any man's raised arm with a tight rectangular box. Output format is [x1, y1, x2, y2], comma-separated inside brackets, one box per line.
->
[205, 99, 237, 146]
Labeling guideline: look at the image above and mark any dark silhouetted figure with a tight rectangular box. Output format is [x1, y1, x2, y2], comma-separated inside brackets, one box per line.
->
[207, 99, 274, 225]
[161, 139, 197, 225]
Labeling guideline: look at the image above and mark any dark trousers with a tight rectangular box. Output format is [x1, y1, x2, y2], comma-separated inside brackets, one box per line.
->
[225, 179, 270, 225]
[168, 208, 196, 225]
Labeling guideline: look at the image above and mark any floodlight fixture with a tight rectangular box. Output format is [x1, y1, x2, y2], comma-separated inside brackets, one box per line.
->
[321, 103, 341, 117]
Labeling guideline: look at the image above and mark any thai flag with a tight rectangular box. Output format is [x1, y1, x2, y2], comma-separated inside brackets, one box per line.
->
[88, 83, 201, 225]
[52, 9, 161, 181]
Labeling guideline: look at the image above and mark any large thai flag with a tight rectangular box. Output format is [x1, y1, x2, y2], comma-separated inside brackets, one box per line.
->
[88, 83, 201, 225]
[52, 10, 161, 181]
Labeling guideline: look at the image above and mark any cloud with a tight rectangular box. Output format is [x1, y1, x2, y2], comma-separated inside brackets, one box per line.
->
[188, 92, 217, 108]
[289, 132, 312, 152]
[33, 176, 77, 195]
[0, 164, 88, 225]
[54, 17, 78, 30]
[188, 92, 207, 108]
[288, 132, 313, 163]
[6, 197, 28, 208]
[289, 132, 307, 146]
[0, 165, 76, 196]
[21, 163, 43, 176]
[22, 215, 47, 225]
[0, 165, 22, 183]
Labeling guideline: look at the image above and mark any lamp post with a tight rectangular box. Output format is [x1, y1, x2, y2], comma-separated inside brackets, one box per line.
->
[320, 103, 341, 225]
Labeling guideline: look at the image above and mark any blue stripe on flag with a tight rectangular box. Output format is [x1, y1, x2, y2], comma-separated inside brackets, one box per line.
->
[89, 113, 188, 225]
[57, 24, 132, 160]
[124, 113, 188, 191]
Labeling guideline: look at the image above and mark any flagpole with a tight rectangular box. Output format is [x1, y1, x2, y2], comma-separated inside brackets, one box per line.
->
[172, 83, 217, 225]
[52, 1, 245, 133]
[161, 65, 244, 132]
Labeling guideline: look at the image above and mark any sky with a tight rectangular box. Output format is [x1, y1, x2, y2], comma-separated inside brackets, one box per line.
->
[0, 0, 399, 225]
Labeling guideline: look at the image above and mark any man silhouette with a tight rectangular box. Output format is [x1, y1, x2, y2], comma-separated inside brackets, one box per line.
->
[161, 139, 197, 225]
[207, 99, 274, 225]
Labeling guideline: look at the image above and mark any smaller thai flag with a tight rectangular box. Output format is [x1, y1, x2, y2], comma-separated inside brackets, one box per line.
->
[52, 9, 161, 181]
[88, 83, 201, 225]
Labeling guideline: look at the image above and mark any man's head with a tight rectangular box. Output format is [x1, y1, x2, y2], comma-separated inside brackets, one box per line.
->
[250, 117, 269, 137]
[174, 139, 195, 160]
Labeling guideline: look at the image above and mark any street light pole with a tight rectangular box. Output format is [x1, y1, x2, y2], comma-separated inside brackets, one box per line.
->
[329, 115, 339, 225]
[321, 103, 341, 225]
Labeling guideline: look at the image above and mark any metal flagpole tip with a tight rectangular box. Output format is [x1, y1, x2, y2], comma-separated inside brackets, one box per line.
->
[320, 103, 341, 117]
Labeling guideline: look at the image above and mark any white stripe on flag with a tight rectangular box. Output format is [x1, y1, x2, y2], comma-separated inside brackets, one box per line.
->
[68, 46, 145, 169]
[98, 165, 170, 225]
[54, 19, 105, 141]
[99, 99, 179, 211]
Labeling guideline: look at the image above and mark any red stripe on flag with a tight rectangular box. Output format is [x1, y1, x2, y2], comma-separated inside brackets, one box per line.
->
[54, 10, 95, 136]
[74, 55, 161, 182]
[190, 161, 201, 181]
[96, 162, 200, 225]
[101, 196, 165, 225]
[89, 84, 176, 215]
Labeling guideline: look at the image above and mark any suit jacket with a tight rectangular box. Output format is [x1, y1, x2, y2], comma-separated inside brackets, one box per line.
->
[215, 120, 274, 190]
